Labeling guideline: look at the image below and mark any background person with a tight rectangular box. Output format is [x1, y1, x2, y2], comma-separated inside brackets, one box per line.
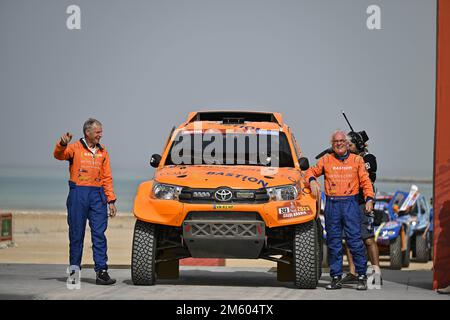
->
[341, 135, 381, 287]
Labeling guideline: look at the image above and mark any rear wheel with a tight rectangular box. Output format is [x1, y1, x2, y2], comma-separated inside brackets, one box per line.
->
[389, 235, 402, 270]
[402, 228, 411, 268]
[131, 220, 157, 285]
[415, 231, 430, 262]
[293, 220, 319, 289]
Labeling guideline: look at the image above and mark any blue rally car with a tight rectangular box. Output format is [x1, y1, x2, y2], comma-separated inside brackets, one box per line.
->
[373, 187, 433, 269]
[407, 195, 433, 262]
[319, 187, 433, 270]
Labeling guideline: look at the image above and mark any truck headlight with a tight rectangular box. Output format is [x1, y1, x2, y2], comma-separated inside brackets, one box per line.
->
[152, 183, 183, 200]
[267, 185, 298, 201]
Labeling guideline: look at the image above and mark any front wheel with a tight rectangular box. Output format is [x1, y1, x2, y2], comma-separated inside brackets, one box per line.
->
[293, 220, 319, 289]
[131, 220, 157, 285]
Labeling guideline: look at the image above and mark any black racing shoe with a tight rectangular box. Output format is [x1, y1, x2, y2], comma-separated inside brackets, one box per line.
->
[96, 270, 116, 285]
[356, 274, 368, 291]
[341, 273, 358, 284]
[326, 276, 342, 290]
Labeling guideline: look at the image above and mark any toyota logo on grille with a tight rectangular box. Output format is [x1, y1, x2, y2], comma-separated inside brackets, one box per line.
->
[215, 188, 233, 202]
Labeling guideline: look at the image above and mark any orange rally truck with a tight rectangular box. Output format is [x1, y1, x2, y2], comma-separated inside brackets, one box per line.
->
[131, 111, 323, 288]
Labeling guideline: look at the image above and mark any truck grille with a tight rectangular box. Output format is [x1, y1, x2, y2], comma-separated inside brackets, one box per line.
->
[179, 187, 269, 204]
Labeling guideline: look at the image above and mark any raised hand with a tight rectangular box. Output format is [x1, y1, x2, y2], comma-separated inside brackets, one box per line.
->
[60, 132, 73, 146]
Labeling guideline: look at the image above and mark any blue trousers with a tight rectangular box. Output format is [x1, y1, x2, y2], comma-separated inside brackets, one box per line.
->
[325, 196, 367, 277]
[67, 181, 108, 272]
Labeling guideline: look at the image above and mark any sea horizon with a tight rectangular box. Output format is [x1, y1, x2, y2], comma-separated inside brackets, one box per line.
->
[0, 165, 433, 213]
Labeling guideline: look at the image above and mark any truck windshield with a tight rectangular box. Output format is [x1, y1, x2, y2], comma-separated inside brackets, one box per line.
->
[164, 131, 295, 167]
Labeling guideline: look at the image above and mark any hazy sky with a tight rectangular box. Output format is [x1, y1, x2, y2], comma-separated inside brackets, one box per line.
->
[0, 0, 436, 178]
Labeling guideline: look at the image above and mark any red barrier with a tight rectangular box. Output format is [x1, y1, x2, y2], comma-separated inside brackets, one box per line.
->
[433, 0, 450, 291]
[180, 258, 225, 266]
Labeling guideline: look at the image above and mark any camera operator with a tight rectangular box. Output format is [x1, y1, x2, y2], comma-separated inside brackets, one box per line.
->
[341, 132, 382, 287]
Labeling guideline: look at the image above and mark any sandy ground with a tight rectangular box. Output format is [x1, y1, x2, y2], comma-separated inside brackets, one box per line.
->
[0, 211, 135, 266]
[0, 211, 433, 271]
[0, 211, 273, 267]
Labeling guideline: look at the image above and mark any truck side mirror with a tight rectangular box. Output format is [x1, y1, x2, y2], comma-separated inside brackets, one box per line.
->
[299, 157, 310, 171]
[150, 154, 161, 168]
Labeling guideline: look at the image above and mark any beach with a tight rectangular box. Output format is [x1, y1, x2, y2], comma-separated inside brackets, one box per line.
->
[0, 211, 135, 266]
[0, 211, 275, 268]
[0, 211, 433, 271]
[0, 168, 433, 267]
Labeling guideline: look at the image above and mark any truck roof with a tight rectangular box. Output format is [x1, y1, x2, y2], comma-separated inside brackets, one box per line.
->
[179, 110, 289, 132]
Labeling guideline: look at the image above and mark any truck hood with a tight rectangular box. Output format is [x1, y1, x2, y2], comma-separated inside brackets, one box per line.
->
[154, 165, 301, 189]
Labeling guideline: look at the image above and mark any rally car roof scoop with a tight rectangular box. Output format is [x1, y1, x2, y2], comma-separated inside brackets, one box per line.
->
[186, 111, 283, 125]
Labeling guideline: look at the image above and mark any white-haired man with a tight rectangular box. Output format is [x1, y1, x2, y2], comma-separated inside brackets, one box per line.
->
[54, 118, 117, 285]
[306, 130, 374, 290]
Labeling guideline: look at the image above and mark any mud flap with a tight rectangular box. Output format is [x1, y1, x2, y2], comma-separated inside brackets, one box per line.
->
[156, 249, 180, 279]
[156, 259, 180, 279]
[277, 256, 294, 282]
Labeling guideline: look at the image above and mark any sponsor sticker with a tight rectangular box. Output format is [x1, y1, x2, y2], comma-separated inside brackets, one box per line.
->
[256, 129, 279, 135]
[206, 171, 268, 188]
[277, 202, 313, 220]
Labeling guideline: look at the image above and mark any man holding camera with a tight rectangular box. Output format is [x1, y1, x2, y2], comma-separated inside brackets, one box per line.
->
[340, 132, 381, 287]
[306, 130, 374, 290]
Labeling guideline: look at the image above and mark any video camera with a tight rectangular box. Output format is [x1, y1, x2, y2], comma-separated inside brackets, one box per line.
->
[347, 130, 369, 153]
[314, 110, 369, 159]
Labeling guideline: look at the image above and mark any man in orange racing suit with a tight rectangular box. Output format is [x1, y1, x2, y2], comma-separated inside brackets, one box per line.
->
[341, 133, 381, 287]
[306, 130, 374, 290]
[54, 118, 117, 285]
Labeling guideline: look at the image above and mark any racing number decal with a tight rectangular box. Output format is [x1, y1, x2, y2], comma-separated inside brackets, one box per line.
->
[277, 202, 313, 220]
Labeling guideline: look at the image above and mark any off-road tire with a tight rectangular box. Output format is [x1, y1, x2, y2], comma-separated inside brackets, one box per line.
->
[293, 220, 319, 289]
[402, 229, 411, 268]
[131, 220, 157, 285]
[415, 231, 429, 262]
[389, 235, 402, 270]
